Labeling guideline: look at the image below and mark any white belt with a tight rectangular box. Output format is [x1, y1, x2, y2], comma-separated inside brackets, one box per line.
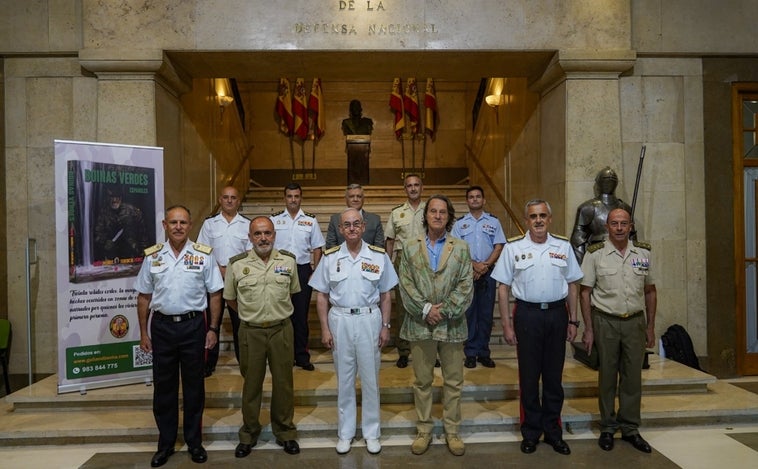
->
[331, 306, 376, 315]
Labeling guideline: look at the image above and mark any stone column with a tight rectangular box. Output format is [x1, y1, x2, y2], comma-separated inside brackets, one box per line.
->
[531, 50, 636, 233]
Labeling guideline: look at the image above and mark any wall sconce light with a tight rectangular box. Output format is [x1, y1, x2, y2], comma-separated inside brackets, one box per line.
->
[485, 94, 504, 123]
[218, 95, 234, 122]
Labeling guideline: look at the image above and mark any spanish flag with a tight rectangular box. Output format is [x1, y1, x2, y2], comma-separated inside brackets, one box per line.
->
[276, 78, 294, 136]
[308, 78, 325, 140]
[389, 78, 405, 139]
[404, 77, 420, 136]
[293, 78, 309, 141]
[424, 78, 438, 139]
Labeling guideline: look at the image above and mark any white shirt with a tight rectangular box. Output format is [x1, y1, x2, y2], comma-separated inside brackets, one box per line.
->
[308, 242, 398, 308]
[491, 232, 582, 303]
[196, 212, 252, 266]
[271, 209, 326, 264]
[134, 240, 224, 314]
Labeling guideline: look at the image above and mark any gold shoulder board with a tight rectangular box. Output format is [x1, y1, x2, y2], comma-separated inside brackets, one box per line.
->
[587, 242, 605, 254]
[368, 245, 386, 253]
[143, 243, 163, 256]
[279, 249, 296, 259]
[228, 252, 247, 264]
[507, 234, 525, 243]
[633, 240, 652, 251]
[193, 243, 213, 254]
[271, 210, 284, 216]
[324, 246, 340, 255]
[551, 233, 569, 241]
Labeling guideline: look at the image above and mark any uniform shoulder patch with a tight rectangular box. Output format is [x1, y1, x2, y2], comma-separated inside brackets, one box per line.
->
[303, 211, 317, 218]
[193, 243, 213, 254]
[271, 210, 284, 217]
[587, 242, 605, 253]
[143, 243, 163, 256]
[551, 233, 569, 241]
[324, 245, 340, 255]
[633, 240, 652, 251]
[368, 244, 386, 253]
[507, 234, 525, 243]
[279, 249, 296, 259]
[228, 252, 248, 264]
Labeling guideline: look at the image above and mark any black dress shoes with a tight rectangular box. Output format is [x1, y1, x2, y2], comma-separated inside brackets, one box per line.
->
[544, 438, 571, 455]
[598, 432, 614, 451]
[276, 439, 301, 454]
[477, 356, 496, 368]
[235, 442, 255, 458]
[622, 433, 652, 453]
[295, 362, 315, 371]
[150, 448, 174, 467]
[396, 356, 409, 368]
[188, 445, 208, 463]
[464, 356, 477, 368]
[520, 439, 538, 454]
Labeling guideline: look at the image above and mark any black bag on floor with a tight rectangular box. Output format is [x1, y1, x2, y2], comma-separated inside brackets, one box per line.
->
[661, 324, 702, 371]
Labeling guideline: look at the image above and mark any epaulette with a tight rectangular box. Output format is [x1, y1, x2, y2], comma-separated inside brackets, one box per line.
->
[633, 240, 652, 251]
[228, 252, 247, 264]
[324, 246, 340, 255]
[368, 244, 386, 253]
[587, 242, 605, 254]
[279, 249, 296, 259]
[456, 214, 465, 221]
[143, 243, 163, 256]
[507, 234, 525, 243]
[391, 203, 404, 211]
[193, 243, 213, 255]
[551, 233, 569, 241]
[271, 210, 285, 216]
[239, 213, 251, 220]
[204, 213, 217, 220]
[304, 211, 317, 218]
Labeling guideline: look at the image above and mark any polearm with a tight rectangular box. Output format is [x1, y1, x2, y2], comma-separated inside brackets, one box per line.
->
[630, 145, 646, 220]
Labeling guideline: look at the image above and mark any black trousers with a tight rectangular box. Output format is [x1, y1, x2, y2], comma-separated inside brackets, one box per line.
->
[513, 300, 568, 442]
[291, 263, 313, 365]
[205, 297, 241, 368]
[151, 313, 206, 450]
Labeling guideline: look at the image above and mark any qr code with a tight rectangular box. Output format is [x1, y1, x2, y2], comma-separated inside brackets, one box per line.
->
[133, 344, 153, 367]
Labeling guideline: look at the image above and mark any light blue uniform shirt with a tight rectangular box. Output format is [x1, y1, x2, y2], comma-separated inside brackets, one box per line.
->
[451, 212, 506, 262]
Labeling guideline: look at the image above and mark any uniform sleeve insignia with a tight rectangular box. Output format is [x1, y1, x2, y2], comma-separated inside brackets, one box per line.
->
[507, 234, 525, 243]
[229, 252, 248, 264]
[324, 246, 340, 255]
[304, 211, 316, 218]
[551, 233, 569, 241]
[587, 242, 605, 253]
[279, 249, 296, 259]
[633, 240, 652, 251]
[193, 243, 213, 254]
[271, 210, 284, 216]
[368, 244, 386, 253]
[143, 243, 163, 256]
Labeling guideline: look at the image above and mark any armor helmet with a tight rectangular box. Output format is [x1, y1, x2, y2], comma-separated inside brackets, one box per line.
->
[594, 167, 618, 196]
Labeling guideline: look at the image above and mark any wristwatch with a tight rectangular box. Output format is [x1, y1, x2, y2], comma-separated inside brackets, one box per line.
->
[382, 322, 391, 329]
[208, 325, 220, 333]
[568, 320, 580, 327]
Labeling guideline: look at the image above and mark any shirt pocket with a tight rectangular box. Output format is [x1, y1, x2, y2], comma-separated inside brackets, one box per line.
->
[237, 275, 261, 304]
[328, 268, 349, 289]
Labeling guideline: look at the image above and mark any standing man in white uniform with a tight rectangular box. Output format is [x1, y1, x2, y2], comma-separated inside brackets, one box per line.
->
[309, 208, 397, 455]
[197, 186, 252, 375]
[270, 182, 325, 370]
[136, 205, 224, 467]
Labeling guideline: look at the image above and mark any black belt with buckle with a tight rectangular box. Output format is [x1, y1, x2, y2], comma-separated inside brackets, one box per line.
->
[242, 319, 286, 328]
[152, 310, 201, 322]
[592, 306, 643, 320]
[516, 298, 567, 310]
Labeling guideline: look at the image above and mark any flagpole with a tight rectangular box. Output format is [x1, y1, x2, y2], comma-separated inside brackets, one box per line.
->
[311, 137, 316, 177]
[422, 133, 427, 176]
[401, 137, 406, 175]
[411, 134, 416, 171]
[289, 136, 295, 176]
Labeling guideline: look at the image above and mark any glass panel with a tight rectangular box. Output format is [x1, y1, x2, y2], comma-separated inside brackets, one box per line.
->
[745, 132, 758, 158]
[745, 100, 758, 129]
[745, 169, 758, 353]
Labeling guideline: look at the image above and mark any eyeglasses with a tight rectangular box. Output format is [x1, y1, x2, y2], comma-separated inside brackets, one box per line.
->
[341, 221, 364, 229]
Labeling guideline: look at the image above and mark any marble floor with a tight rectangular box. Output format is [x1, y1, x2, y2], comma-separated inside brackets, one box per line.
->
[3, 345, 758, 468]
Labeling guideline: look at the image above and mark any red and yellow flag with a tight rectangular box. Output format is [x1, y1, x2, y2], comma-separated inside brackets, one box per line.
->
[293, 78, 309, 140]
[276, 78, 294, 136]
[389, 78, 405, 139]
[404, 78, 420, 136]
[424, 78, 438, 139]
[308, 78, 325, 140]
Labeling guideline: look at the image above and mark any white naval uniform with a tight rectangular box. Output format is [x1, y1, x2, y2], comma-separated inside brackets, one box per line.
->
[196, 212, 252, 266]
[308, 241, 398, 441]
[270, 209, 325, 264]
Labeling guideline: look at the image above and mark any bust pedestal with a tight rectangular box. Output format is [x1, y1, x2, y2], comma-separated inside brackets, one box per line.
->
[345, 135, 371, 185]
